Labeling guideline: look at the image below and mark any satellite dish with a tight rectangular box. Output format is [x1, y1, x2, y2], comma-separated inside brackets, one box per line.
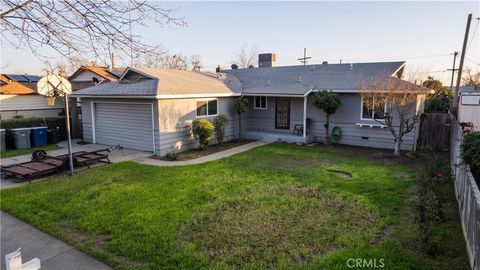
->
[37, 75, 72, 97]
[92, 77, 100, 84]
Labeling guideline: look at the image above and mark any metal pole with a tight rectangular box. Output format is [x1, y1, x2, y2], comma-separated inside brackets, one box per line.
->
[453, 13, 472, 116]
[64, 94, 74, 176]
[449, 51, 458, 90]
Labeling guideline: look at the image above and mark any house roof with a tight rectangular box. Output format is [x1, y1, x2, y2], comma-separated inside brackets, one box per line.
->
[68, 66, 125, 82]
[449, 86, 478, 93]
[0, 74, 36, 95]
[221, 61, 430, 95]
[72, 67, 242, 98]
[71, 61, 432, 99]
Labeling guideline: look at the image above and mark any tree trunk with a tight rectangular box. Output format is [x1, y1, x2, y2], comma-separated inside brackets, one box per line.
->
[394, 138, 402, 156]
[325, 114, 330, 144]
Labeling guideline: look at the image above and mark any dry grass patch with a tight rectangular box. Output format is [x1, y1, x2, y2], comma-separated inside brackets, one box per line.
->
[180, 184, 381, 268]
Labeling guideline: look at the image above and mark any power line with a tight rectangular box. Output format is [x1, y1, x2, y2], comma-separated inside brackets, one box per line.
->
[466, 18, 480, 51]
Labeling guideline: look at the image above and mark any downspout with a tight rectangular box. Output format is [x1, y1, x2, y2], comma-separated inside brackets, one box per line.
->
[303, 96, 307, 139]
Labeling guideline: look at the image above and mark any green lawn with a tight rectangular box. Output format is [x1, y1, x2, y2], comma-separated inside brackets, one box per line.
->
[1, 144, 60, 158]
[0, 143, 468, 269]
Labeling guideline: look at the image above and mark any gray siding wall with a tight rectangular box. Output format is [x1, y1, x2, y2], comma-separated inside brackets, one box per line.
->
[243, 96, 304, 133]
[158, 97, 238, 156]
[244, 94, 419, 150]
[79, 98, 161, 155]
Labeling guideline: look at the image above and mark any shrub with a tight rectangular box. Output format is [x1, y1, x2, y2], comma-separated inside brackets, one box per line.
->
[416, 154, 450, 255]
[165, 145, 177, 161]
[192, 119, 214, 150]
[0, 117, 67, 149]
[234, 96, 248, 139]
[461, 132, 480, 181]
[312, 90, 341, 144]
[213, 114, 229, 145]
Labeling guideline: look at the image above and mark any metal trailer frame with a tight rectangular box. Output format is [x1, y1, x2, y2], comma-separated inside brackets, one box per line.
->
[0, 146, 121, 182]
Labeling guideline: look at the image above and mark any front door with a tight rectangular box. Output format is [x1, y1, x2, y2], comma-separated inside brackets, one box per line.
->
[275, 97, 290, 129]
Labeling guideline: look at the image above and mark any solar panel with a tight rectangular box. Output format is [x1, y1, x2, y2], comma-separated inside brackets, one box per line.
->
[5, 74, 29, 82]
[23, 75, 41, 82]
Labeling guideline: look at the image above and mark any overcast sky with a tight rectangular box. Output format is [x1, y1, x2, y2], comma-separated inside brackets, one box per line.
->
[1, 1, 479, 85]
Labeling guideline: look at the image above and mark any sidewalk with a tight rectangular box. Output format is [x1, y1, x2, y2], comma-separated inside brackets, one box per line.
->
[135, 140, 271, 167]
[1, 211, 113, 270]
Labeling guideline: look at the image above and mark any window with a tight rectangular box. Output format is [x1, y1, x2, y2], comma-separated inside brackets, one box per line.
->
[361, 96, 387, 120]
[254, 96, 267, 109]
[196, 99, 218, 117]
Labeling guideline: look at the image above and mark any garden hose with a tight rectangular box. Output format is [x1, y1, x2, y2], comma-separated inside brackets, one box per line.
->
[331, 126, 342, 143]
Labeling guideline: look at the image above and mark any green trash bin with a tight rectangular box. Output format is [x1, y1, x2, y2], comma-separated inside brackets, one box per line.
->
[11, 127, 32, 150]
[0, 129, 5, 152]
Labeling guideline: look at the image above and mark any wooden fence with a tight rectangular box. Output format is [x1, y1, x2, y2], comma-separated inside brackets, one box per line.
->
[417, 113, 451, 151]
[450, 116, 480, 270]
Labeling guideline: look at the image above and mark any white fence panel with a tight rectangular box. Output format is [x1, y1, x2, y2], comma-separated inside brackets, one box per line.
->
[450, 116, 480, 270]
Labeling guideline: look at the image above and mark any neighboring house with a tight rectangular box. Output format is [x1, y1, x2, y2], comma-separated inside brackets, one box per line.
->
[68, 65, 126, 137]
[458, 91, 480, 132]
[448, 86, 480, 131]
[72, 55, 431, 155]
[0, 74, 64, 120]
[68, 65, 125, 90]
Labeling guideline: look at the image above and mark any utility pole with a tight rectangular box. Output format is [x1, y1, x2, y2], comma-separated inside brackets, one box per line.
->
[297, 48, 311, 66]
[453, 13, 472, 116]
[447, 51, 458, 90]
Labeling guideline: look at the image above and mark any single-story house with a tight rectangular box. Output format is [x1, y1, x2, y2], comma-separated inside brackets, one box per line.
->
[0, 74, 64, 120]
[72, 55, 432, 155]
[72, 68, 242, 155]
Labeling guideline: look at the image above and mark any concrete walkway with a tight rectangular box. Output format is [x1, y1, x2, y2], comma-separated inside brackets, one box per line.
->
[1, 211, 113, 270]
[135, 140, 271, 167]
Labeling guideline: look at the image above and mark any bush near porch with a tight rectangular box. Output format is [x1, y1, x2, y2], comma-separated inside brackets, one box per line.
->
[0, 143, 468, 270]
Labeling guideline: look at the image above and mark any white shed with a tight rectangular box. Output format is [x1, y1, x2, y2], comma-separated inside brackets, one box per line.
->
[458, 92, 480, 131]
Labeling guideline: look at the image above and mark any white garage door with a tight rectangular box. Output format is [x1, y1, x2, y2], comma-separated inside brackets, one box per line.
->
[94, 103, 154, 151]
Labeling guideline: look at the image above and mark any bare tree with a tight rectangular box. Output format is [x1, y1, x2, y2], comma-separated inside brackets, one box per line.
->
[232, 44, 259, 68]
[360, 75, 426, 156]
[133, 46, 168, 68]
[191, 54, 202, 71]
[1, 1, 186, 63]
[160, 53, 188, 70]
[462, 69, 480, 90]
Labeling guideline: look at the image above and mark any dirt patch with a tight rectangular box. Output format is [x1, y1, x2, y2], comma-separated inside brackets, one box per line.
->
[179, 184, 381, 268]
[153, 140, 254, 161]
[58, 221, 146, 269]
[327, 169, 352, 179]
[371, 225, 394, 245]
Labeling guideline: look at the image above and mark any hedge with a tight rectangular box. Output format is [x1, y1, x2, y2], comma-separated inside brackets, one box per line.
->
[1, 117, 68, 149]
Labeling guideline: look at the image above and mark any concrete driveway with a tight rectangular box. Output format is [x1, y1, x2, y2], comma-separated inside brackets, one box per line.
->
[1, 140, 151, 189]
